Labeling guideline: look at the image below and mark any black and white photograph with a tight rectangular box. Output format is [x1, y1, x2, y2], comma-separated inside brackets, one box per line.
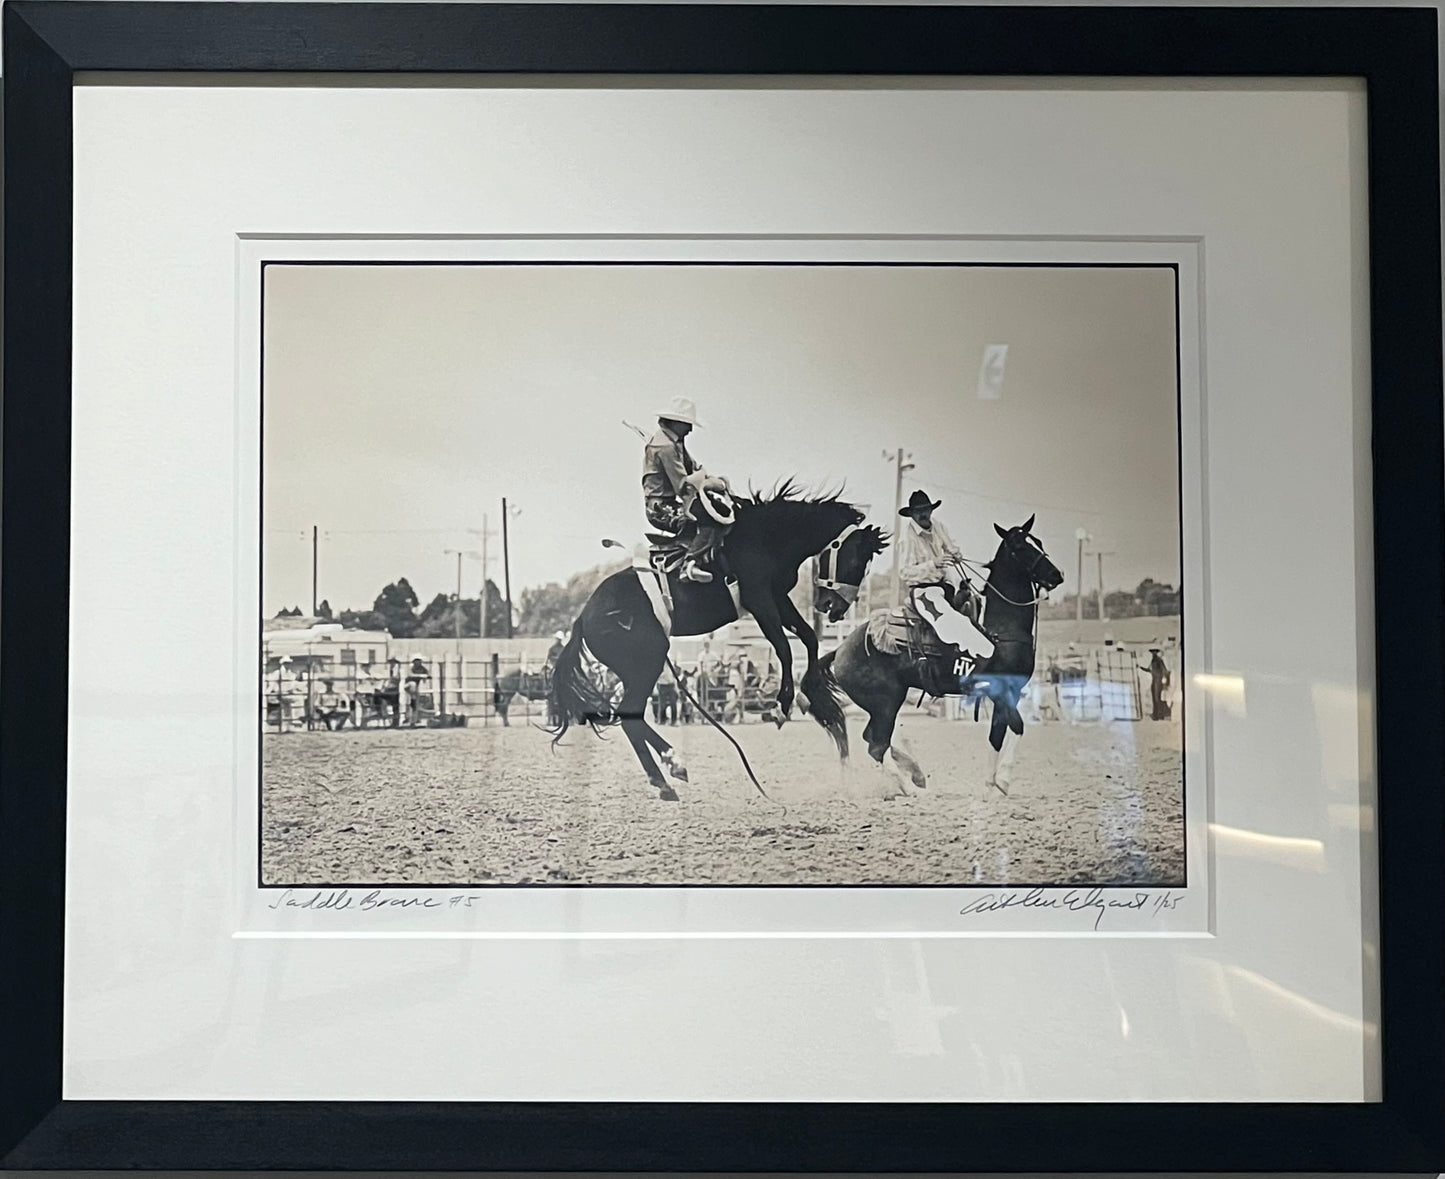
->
[261, 262, 1185, 888]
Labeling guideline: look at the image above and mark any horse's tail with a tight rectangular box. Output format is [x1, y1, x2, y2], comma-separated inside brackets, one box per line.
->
[804, 646, 850, 759]
[544, 619, 610, 744]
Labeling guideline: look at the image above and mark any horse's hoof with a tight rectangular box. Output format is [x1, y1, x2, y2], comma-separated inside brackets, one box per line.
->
[987, 779, 1009, 797]
[773, 715, 786, 730]
[658, 784, 680, 802]
[669, 765, 689, 783]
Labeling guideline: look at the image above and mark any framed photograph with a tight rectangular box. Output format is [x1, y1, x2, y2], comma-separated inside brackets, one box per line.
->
[4, 2, 1442, 1170]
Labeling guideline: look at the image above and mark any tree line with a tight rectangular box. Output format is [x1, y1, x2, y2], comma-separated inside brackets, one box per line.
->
[272, 556, 631, 639]
[273, 566, 1180, 636]
[1037, 577, 1181, 621]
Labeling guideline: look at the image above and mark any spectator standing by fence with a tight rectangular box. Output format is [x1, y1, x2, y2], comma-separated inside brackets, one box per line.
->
[380, 657, 403, 726]
[313, 678, 350, 731]
[1038, 660, 1063, 721]
[653, 660, 679, 725]
[1140, 647, 1172, 720]
[266, 657, 296, 731]
[678, 664, 697, 723]
[546, 631, 566, 672]
[351, 661, 373, 726]
[725, 655, 753, 723]
[404, 654, 431, 727]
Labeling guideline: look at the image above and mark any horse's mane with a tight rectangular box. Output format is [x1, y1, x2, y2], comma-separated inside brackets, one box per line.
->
[731, 479, 890, 556]
[735, 478, 863, 524]
[852, 523, 890, 558]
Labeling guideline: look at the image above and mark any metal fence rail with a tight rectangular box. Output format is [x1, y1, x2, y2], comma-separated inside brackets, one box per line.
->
[260, 652, 788, 733]
[1030, 645, 1150, 723]
[262, 642, 1173, 733]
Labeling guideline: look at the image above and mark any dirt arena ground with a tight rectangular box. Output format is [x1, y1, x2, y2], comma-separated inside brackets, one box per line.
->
[261, 707, 1184, 887]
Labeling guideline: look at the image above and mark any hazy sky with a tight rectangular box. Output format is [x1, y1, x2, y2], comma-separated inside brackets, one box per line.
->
[262, 263, 1180, 616]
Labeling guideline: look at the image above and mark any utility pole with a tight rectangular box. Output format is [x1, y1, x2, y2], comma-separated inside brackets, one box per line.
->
[501, 498, 517, 638]
[445, 547, 483, 714]
[1074, 527, 1091, 623]
[1090, 550, 1116, 621]
[883, 448, 914, 608]
[311, 524, 318, 617]
[443, 548, 478, 651]
[478, 514, 491, 638]
[454, 551, 463, 646]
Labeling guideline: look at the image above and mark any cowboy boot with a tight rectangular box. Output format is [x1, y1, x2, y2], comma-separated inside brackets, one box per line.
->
[681, 522, 721, 582]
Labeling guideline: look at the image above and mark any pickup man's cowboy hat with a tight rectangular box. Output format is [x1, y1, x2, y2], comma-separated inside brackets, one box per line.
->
[899, 489, 943, 519]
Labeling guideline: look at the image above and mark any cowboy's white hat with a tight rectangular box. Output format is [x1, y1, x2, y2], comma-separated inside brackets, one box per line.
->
[655, 396, 705, 427]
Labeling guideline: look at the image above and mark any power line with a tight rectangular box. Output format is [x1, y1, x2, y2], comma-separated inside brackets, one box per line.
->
[921, 477, 1173, 528]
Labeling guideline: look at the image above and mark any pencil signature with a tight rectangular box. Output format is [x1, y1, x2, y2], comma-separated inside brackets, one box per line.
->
[959, 887, 1183, 930]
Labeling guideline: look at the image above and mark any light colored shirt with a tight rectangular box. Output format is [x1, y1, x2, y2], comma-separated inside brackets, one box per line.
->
[899, 517, 964, 586]
[641, 424, 699, 501]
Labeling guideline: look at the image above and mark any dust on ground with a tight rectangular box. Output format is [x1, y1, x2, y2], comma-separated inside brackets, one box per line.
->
[261, 709, 1185, 887]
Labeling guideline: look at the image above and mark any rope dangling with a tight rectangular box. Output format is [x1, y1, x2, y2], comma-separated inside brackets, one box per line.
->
[666, 655, 775, 805]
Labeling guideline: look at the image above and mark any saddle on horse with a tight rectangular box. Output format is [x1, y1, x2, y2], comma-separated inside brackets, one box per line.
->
[867, 583, 991, 698]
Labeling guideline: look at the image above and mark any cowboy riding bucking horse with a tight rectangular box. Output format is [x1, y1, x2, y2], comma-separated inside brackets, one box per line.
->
[641, 396, 735, 582]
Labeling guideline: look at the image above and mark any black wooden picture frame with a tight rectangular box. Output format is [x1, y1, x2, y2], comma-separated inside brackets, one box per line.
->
[3, 3, 1441, 1170]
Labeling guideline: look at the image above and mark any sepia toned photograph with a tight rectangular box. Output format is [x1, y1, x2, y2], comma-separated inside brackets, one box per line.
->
[260, 261, 1185, 888]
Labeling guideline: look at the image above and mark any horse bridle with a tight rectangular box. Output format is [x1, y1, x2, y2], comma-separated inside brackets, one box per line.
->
[1010, 535, 1055, 592]
[956, 535, 1054, 608]
[815, 523, 862, 604]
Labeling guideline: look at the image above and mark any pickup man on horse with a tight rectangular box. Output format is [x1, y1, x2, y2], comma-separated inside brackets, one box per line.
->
[641, 396, 733, 583]
[545, 631, 566, 671]
[898, 488, 995, 679]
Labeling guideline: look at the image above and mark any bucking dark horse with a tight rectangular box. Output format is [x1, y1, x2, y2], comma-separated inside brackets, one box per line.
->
[547, 485, 887, 799]
[813, 516, 1063, 796]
